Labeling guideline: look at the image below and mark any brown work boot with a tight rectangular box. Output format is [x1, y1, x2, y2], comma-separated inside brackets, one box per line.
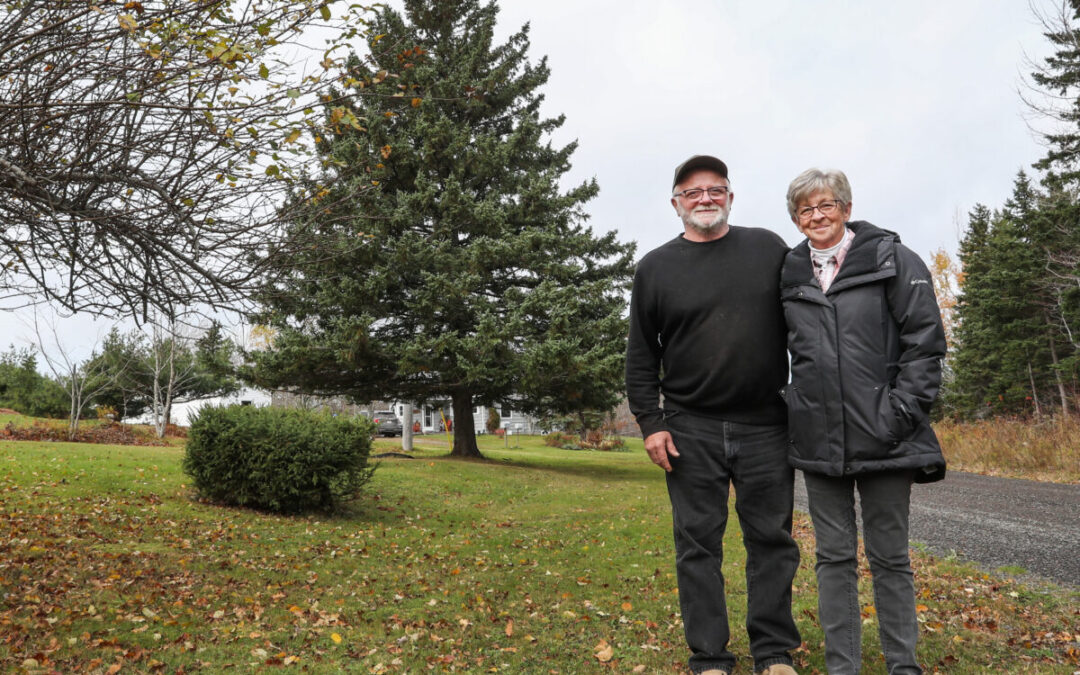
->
[760, 665, 798, 675]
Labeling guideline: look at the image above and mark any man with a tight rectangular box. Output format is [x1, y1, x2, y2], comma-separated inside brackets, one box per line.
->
[626, 155, 800, 675]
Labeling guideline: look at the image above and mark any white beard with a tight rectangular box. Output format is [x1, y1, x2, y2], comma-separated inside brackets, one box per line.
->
[678, 202, 730, 235]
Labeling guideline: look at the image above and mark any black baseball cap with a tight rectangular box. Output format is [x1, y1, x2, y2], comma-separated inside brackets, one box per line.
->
[672, 155, 729, 188]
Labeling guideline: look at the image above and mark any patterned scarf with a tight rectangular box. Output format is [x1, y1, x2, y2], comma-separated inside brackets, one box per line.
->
[809, 227, 854, 292]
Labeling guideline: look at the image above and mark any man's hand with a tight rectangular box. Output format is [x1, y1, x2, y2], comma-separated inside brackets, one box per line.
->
[644, 430, 679, 472]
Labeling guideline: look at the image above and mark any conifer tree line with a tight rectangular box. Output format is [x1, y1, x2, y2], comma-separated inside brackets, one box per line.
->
[947, 1, 1080, 419]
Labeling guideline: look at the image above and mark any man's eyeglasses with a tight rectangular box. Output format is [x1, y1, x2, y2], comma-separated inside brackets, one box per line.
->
[674, 186, 730, 201]
[797, 200, 844, 221]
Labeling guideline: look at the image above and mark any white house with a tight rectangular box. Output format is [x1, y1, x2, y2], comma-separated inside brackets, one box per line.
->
[125, 387, 272, 427]
[382, 401, 542, 435]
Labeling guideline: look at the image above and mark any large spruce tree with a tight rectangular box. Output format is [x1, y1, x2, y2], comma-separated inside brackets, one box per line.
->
[250, 0, 635, 457]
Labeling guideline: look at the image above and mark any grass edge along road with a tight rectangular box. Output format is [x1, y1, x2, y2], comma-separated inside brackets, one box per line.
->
[1, 435, 1077, 674]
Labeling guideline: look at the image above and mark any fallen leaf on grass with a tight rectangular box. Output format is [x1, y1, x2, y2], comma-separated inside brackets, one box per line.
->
[594, 639, 614, 662]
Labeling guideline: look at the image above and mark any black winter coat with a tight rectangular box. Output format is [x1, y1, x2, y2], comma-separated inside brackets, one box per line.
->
[780, 221, 947, 483]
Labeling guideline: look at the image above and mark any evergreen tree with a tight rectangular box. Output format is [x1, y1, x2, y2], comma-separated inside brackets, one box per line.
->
[88, 322, 242, 425]
[87, 328, 151, 421]
[1030, 186, 1080, 415]
[991, 173, 1055, 414]
[0, 347, 67, 418]
[1031, 0, 1080, 183]
[192, 322, 242, 399]
[250, 0, 635, 457]
[951, 174, 1080, 417]
[950, 204, 995, 416]
[1026, 0, 1080, 413]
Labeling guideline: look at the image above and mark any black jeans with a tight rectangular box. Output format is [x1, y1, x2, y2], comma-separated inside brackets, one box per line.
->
[664, 412, 801, 674]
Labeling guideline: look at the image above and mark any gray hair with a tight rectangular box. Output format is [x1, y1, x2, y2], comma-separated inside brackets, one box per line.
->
[785, 168, 852, 220]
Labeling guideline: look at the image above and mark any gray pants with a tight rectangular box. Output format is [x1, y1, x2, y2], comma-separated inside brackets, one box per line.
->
[664, 412, 801, 674]
[803, 470, 922, 675]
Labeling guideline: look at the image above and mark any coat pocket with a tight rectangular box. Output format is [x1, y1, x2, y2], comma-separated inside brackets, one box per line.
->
[786, 383, 825, 457]
[876, 385, 916, 444]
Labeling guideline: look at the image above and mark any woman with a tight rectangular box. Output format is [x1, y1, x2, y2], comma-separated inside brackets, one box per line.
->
[780, 168, 946, 675]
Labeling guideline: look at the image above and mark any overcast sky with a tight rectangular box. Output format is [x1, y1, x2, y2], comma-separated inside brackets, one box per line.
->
[491, 0, 1056, 259]
[0, 1, 1062, 356]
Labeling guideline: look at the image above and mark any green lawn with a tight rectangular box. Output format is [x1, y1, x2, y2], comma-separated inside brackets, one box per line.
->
[1, 434, 1076, 673]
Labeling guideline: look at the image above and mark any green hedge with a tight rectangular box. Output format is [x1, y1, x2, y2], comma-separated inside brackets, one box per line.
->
[183, 405, 376, 514]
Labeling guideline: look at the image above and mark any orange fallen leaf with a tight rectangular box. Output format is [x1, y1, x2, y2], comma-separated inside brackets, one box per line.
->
[621, 602, 633, 611]
[505, 619, 513, 637]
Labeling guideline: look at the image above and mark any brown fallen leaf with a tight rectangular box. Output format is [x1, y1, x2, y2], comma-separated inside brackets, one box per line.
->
[594, 639, 614, 662]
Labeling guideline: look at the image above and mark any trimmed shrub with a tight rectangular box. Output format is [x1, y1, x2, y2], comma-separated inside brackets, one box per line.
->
[183, 405, 375, 514]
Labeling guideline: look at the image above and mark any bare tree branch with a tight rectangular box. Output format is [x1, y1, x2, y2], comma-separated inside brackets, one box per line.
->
[0, 0, 380, 319]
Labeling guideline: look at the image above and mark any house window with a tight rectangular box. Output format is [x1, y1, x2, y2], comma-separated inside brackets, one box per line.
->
[501, 404, 511, 418]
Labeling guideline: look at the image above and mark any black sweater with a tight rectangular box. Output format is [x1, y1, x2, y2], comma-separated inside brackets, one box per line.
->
[625, 226, 789, 437]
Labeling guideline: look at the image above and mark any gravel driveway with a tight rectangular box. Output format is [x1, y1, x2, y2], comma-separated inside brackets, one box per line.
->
[793, 470, 1080, 589]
